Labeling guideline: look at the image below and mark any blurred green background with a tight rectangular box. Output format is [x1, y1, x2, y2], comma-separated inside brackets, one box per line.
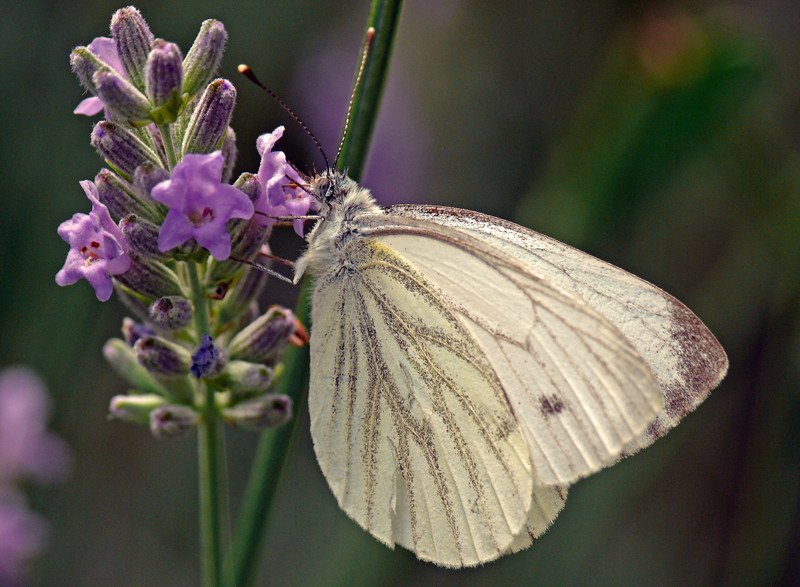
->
[2, 0, 799, 585]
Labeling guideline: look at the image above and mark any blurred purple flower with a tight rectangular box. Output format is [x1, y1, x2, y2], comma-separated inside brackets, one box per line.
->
[0, 367, 71, 585]
[151, 151, 254, 260]
[74, 37, 125, 116]
[0, 493, 48, 586]
[0, 368, 71, 484]
[255, 126, 314, 236]
[56, 181, 132, 302]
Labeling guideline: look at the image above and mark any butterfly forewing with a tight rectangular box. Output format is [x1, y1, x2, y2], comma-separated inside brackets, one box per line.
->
[359, 214, 664, 486]
[309, 237, 535, 567]
[386, 205, 729, 453]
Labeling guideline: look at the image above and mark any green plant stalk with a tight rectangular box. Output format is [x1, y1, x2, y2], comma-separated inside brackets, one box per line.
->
[227, 1, 403, 584]
[189, 262, 225, 587]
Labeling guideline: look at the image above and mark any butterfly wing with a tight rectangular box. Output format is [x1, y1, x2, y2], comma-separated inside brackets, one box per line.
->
[354, 211, 664, 487]
[385, 205, 729, 455]
[309, 237, 536, 567]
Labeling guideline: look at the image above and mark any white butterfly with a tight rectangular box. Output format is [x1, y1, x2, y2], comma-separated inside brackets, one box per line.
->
[293, 170, 728, 568]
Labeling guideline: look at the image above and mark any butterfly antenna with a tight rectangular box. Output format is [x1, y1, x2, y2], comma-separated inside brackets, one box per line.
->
[238, 64, 330, 170]
[334, 27, 376, 168]
[229, 255, 294, 283]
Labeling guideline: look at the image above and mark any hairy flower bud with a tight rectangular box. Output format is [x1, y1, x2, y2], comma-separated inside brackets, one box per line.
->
[182, 19, 228, 99]
[110, 7, 154, 90]
[95, 169, 159, 222]
[103, 338, 169, 396]
[133, 162, 170, 199]
[221, 126, 237, 183]
[216, 251, 272, 327]
[121, 318, 155, 346]
[182, 79, 236, 155]
[228, 306, 297, 364]
[113, 255, 183, 301]
[70, 46, 107, 95]
[120, 214, 166, 260]
[135, 336, 192, 377]
[150, 405, 199, 438]
[93, 67, 152, 124]
[149, 296, 193, 331]
[145, 39, 184, 124]
[212, 360, 274, 399]
[109, 393, 167, 425]
[91, 122, 161, 177]
[222, 394, 292, 430]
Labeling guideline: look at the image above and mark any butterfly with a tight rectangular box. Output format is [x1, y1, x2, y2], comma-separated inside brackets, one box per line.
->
[289, 169, 728, 568]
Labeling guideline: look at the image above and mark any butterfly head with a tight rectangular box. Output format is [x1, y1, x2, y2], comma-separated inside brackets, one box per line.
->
[308, 169, 379, 219]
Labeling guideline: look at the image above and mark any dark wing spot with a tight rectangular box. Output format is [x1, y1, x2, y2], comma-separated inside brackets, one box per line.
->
[539, 394, 565, 417]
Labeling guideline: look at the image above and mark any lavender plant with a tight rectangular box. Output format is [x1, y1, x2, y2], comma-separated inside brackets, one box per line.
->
[58, 7, 317, 584]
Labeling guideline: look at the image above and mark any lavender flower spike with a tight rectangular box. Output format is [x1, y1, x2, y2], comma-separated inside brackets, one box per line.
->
[151, 151, 254, 260]
[56, 181, 132, 301]
[255, 126, 315, 236]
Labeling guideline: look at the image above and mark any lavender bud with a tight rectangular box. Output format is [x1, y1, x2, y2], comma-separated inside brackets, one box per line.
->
[181, 79, 236, 155]
[91, 121, 160, 178]
[145, 39, 184, 124]
[221, 126, 237, 183]
[109, 393, 167, 426]
[110, 7, 154, 90]
[133, 162, 170, 198]
[182, 19, 228, 99]
[149, 296, 193, 331]
[222, 394, 292, 430]
[217, 249, 273, 327]
[135, 336, 192, 377]
[93, 67, 152, 124]
[113, 256, 182, 301]
[150, 405, 199, 438]
[228, 306, 297, 364]
[120, 214, 166, 260]
[191, 334, 226, 378]
[121, 317, 155, 346]
[96, 169, 159, 222]
[212, 360, 274, 399]
[70, 46, 107, 94]
[104, 338, 170, 397]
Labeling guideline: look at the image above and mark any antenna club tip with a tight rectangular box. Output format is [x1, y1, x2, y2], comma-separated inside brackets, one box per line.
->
[367, 27, 376, 36]
[237, 64, 250, 73]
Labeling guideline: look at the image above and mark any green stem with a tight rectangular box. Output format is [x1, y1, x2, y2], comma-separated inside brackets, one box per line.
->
[198, 383, 223, 587]
[228, 2, 403, 585]
[189, 262, 225, 586]
[158, 123, 179, 169]
[335, 0, 403, 178]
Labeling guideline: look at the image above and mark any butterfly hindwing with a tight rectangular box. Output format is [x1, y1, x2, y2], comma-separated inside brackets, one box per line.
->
[309, 237, 535, 567]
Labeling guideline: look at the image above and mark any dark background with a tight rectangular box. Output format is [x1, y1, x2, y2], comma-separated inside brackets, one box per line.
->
[2, 0, 799, 585]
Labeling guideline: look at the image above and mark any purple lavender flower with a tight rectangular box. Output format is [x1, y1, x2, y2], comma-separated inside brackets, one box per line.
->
[255, 126, 315, 236]
[0, 494, 48, 586]
[73, 37, 126, 116]
[151, 151, 254, 260]
[0, 368, 71, 485]
[56, 181, 132, 302]
[0, 367, 71, 585]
